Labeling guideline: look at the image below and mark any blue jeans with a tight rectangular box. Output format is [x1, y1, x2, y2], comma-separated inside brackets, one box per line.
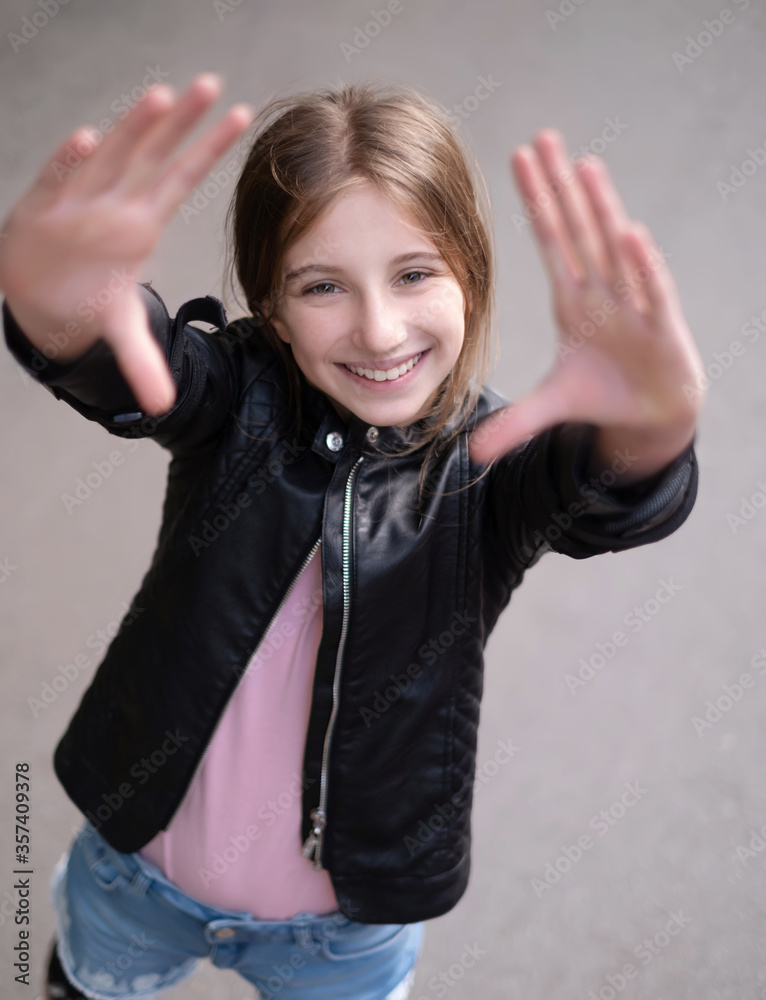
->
[50, 821, 425, 999]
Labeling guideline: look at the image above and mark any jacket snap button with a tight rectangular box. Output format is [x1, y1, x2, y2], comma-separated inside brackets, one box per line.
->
[215, 927, 236, 939]
[366, 426, 379, 443]
[326, 432, 344, 452]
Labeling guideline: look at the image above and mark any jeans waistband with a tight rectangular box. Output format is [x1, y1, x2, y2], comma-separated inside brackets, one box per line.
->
[77, 820, 352, 946]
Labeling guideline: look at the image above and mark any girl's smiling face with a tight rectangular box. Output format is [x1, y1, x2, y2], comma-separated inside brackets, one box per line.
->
[264, 182, 467, 428]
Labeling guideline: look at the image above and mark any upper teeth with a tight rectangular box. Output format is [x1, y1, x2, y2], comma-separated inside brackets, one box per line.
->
[345, 353, 422, 381]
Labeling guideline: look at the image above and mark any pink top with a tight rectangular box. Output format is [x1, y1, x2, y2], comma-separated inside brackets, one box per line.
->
[139, 546, 339, 919]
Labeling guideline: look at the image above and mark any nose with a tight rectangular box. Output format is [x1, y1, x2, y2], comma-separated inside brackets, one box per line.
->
[350, 290, 408, 360]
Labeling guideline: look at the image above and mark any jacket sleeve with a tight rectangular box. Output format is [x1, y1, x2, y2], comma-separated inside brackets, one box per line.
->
[485, 420, 699, 571]
[2, 282, 242, 456]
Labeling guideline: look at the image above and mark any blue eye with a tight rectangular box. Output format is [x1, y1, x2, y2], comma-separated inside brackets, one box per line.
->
[303, 271, 430, 295]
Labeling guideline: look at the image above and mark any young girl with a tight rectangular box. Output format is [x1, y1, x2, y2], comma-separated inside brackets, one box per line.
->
[1, 73, 703, 1000]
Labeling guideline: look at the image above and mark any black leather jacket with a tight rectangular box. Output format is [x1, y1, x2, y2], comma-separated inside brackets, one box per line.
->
[3, 284, 698, 924]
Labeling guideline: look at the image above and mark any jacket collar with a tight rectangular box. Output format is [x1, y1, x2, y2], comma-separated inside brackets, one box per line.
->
[296, 367, 428, 462]
[291, 359, 500, 464]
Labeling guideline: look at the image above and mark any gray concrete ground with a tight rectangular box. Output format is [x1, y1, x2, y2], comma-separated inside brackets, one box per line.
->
[1, 0, 765, 997]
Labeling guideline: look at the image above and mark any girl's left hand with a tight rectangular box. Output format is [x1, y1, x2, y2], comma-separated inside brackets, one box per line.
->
[468, 129, 706, 469]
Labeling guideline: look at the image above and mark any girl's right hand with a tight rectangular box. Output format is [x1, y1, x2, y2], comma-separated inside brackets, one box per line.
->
[0, 74, 254, 416]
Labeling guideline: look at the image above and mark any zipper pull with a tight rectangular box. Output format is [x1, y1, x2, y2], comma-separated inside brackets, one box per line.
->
[301, 808, 327, 869]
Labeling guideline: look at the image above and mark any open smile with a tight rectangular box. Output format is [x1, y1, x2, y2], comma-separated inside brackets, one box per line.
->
[342, 351, 425, 384]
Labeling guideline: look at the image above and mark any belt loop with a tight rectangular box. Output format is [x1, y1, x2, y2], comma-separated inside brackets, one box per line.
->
[292, 917, 316, 951]
[129, 869, 152, 896]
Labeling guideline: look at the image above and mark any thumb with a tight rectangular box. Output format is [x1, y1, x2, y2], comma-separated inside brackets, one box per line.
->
[101, 291, 177, 417]
[468, 374, 572, 465]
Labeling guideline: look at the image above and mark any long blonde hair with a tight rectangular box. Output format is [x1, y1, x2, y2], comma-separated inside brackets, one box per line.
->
[223, 78, 497, 466]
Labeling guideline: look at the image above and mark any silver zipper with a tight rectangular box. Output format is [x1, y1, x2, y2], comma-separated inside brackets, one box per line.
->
[168, 537, 322, 824]
[302, 456, 363, 869]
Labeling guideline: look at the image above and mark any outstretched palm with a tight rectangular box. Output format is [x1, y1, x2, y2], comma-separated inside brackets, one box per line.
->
[0, 74, 253, 416]
[468, 129, 705, 469]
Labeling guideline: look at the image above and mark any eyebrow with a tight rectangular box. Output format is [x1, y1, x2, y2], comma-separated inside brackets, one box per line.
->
[283, 251, 446, 286]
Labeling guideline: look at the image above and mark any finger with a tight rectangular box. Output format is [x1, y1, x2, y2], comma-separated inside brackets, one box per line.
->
[468, 377, 574, 465]
[512, 144, 579, 289]
[574, 154, 649, 314]
[532, 129, 611, 284]
[116, 73, 227, 196]
[32, 126, 103, 192]
[622, 223, 684, 331]
[468, 406, 530, 466]
[149, 102, 254, 225]
[102, 293, 177, 416]
[67, 83, 179, 197]
[572, 154, 635, 287]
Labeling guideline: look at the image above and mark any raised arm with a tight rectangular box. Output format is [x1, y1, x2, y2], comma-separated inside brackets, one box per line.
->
[3, 281, 247, 455]
[0, 72, 253, 417]
[484, 418, 697, 576]
[469, 129, 706, 483]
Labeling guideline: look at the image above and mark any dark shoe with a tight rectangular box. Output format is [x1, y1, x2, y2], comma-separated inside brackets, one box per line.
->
[45, 939, 88, 1000]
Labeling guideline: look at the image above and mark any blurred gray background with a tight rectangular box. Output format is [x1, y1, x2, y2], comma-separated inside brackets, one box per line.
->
[1, 0, 765, 997]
